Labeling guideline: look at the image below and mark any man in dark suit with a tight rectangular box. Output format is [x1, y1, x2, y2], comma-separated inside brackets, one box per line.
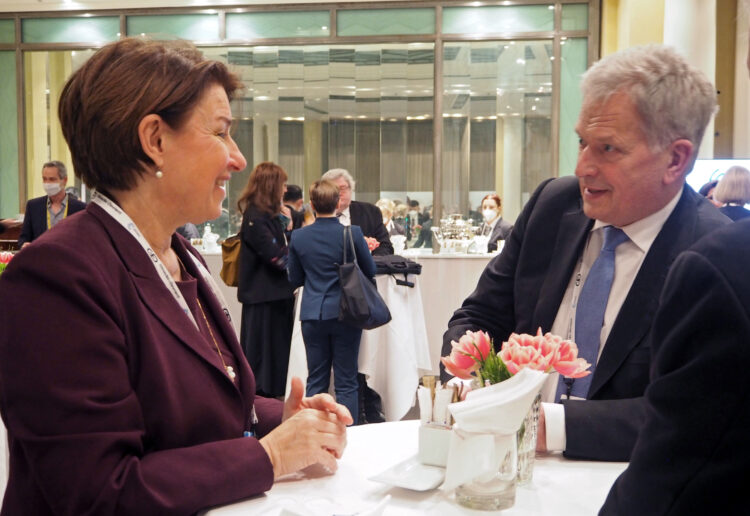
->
[442, 45, 729, 462]
[283, 184, 306, 230]
[321, 168, 393, 256]
[321, 168, 392, 424]
[18, 161, 86, 247]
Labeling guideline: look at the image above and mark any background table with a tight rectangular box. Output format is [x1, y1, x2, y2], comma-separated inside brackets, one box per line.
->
[203, 419, 627, 515]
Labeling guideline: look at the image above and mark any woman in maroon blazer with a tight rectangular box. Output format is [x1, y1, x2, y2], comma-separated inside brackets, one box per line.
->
[0, 38, 350, 515]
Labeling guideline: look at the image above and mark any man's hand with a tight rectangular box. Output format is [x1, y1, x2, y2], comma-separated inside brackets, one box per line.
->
[536, 403, 548, 452]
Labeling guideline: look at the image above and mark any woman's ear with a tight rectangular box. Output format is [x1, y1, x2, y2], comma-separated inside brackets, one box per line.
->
[138, 114, 166, 167]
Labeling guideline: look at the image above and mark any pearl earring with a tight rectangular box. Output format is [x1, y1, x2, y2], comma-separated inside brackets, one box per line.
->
[155, 170, 163, 179]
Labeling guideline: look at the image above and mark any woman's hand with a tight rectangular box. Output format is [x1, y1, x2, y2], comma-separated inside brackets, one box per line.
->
[280, 204, 293, 231]
[283, 377, 353, 425]
[259, 378, 350, 479]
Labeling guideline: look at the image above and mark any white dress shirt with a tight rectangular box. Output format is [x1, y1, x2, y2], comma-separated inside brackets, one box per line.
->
[542, 189, 682, 452]
[337, 207, 351, 226]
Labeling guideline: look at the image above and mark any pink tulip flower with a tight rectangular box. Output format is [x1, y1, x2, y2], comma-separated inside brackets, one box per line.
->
[553, 339, 591, 378]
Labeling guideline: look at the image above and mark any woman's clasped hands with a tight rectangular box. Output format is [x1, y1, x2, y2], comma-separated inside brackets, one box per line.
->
[259, 377, 353, 479]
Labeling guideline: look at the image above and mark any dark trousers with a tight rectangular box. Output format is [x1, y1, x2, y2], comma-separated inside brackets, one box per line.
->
[301, 319, 362, 424]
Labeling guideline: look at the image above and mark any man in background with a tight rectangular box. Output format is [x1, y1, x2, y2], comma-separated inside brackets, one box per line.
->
[442, 45, 728, 462]
[18, 161, 86, 248]
[283, 184, 306, 230]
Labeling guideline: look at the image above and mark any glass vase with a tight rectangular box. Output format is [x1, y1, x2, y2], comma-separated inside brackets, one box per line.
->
[517, 393, 541, 485]
[455, 436, 517, 511]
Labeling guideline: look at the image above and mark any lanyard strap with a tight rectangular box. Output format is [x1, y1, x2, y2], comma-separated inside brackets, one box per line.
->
[46, 195, 70, 230]
[91, 191, 233, 331]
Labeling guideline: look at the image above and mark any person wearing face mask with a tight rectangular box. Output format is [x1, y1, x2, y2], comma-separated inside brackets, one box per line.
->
[18, 161, 86, 248]
[479, 193, 513, 252]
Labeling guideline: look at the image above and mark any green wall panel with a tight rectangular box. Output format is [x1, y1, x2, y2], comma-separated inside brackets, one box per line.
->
[22, 17, 119, 44]
[338, 8, 434, 36]
[562, 4, 589, 31]
[443, 5, 554, 34]
[0, 19, 14, 44]
[0, 51, 18, 218]
[127, 14, 219, 41]
[226, 11, 329, 39]
[559, 38, 588, 176]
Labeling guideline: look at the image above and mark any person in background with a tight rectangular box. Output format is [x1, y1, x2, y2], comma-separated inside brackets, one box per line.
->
[237, 162, 296, 399]
[176, 222, 200, 240]
[320, 167, 390, 423]
[698, 179, 722, 207]
[288, 180, 377, 424]
[600, 29, 750, 515]
[283, 184, 306, 230]
[479, 193, 513, 252]
[713, 166, 750, 221]
[411, 205, 434, 249]
[442, 45, 728, 462]
[18, 160, 86, 248]
[376, 198, 406, 237]
[0, 38, 349, 515]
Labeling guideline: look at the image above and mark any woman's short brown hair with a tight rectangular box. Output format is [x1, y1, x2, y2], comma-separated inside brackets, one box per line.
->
[309, 180, 339, 215]
[237, 162, 288, 215]
[58, 37, 242, 191]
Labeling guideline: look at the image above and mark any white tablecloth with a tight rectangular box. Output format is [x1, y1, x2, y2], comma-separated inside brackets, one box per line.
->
[204, 419, 627, 515]
[286, 274, 433, 422]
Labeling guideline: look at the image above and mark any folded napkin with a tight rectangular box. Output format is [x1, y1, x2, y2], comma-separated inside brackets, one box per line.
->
[440, 368, 547, 491]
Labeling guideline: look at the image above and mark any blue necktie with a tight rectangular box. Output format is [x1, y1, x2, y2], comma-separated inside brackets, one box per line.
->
[556, 226, 629, 401]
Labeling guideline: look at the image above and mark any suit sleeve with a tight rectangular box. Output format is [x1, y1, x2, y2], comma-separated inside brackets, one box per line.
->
[242, 211, 288, 270]
[352, 225, 376, 278]
[365, 205, 394, 256]
[441, 179, 553, 380]
[17, 200, 35, 246]
[0, 242, 275, 515]
[287, 233, 305, 288]
[601, 250, 750, 514]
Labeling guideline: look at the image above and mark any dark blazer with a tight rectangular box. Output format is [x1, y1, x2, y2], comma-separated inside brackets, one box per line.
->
[386, 220, 406, 237]
[719, 204, 750, 221]
[349, 200, 394, 256]
[601, 219, 750, 515]
[237, 205, 295, 305]
[443, 176, 730, 461]
[288, 218, 376, 321]
[0, 203, 282, 515]
[18, 194, 86, 246]
[481, 217, 514, 252]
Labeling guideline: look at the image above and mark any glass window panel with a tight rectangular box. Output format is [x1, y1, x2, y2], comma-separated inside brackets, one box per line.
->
[0, 19, 14, 44]
[337, 8, 434, 36]
[127, 14, 219, 41]
[442, 40, 553, 226]
[561, 4, 589, 31]
[442, 5, 554, 34]
[24, 50, 95, 201]
[225, 11, 329, 40]
[22, 17, 119, 44]
[201, 43, 434, 241]
[559, 38, 587, 176]
[0, 51, 18, 218]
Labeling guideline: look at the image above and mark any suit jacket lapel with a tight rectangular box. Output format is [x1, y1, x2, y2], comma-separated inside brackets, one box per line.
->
[590, 186, 697, 396]
[533, 207, 592, 333]
[90, 204, 239, 389]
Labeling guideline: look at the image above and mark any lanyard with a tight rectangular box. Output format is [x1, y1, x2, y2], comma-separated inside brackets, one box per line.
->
[46, 195, 69, 229]
[91, 191, 234, 331]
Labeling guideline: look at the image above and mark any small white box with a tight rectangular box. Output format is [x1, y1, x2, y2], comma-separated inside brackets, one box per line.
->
[418, 424, 452, 467]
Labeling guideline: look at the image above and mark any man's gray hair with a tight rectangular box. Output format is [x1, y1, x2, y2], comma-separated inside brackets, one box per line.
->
[322, 168, 356, 191]
[580, 45, 717, 155]
[43, 160, 68, 180]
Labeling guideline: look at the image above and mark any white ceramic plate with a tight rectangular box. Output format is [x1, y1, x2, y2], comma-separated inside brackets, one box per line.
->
[369, 455, 445, 491]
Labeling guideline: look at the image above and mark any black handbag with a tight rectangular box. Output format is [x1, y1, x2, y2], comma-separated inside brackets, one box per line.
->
[373, 255, 422, 287]
[338, 226, 392, 330]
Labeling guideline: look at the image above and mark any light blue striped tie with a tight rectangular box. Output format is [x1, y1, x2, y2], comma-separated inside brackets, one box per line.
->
[556, 226, 629, 401]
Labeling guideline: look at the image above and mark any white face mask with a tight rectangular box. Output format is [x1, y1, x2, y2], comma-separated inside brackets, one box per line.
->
[43, 182, 62, 196]
[482, 208, 498, 222]
[383, 218, 389, 225]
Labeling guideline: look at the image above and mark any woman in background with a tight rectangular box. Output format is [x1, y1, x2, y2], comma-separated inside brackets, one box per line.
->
[479, 193, 513, 252]
[287, 180, 377, 422]
[237, 162, 296, 398]
[714, 166, 750, 221]
[0, 39, 349, 515]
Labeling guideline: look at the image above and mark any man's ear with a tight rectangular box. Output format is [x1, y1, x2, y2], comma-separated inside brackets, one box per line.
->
[138, 114, 166, 167]
[663, 139, 694, 185]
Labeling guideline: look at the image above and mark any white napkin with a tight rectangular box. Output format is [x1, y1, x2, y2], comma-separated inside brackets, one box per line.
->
[440, 369, 547, 491]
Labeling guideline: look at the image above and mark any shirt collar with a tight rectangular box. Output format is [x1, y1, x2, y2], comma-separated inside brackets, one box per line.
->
[47, 193, 68, 209]
[592, 187, 682, 253]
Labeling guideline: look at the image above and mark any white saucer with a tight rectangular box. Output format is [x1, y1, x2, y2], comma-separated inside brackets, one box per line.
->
[369, 455, 445, 491]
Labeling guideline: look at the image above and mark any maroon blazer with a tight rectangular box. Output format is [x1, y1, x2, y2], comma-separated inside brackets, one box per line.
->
[0, 203, 283, 515]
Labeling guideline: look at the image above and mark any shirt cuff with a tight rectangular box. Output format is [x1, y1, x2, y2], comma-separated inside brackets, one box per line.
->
[542, 401, 566, 452]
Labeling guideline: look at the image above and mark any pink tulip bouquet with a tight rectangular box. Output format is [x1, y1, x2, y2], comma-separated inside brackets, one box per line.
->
[441, 328, 592, 387]
[0, 251, 13, 276]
